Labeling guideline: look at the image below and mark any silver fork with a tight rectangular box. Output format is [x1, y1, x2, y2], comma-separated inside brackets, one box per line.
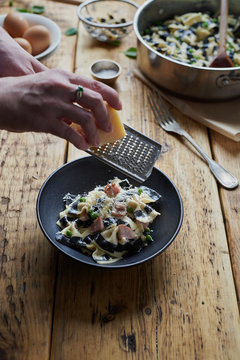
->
[148, 90, 239, 189]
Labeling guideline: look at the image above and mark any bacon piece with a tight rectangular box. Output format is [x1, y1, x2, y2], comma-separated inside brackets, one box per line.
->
[111, 202, 127, 217]
[90, 216, 104, 234]
[117, 225, 138, 241]
[104, 183, 120, 197]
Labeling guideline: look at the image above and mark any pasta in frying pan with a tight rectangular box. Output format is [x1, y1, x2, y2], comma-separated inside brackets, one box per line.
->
[142, 12, 240, 67]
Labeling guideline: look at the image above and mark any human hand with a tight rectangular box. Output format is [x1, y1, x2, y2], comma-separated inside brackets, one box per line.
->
[0, 69, 122, 150]
[0, 27, 47, 77]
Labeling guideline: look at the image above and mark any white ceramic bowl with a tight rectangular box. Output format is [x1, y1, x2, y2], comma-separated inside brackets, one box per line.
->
[0, 12, 61, 60]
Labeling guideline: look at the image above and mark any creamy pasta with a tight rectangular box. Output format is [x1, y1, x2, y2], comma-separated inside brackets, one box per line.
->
[56, 178, 161, 264]
[142, 12, 240, 67]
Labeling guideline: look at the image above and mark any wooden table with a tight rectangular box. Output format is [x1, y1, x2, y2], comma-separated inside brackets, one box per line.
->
[1, 1, 240, 359]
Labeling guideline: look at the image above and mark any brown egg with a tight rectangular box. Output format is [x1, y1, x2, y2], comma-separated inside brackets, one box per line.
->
[3, 12, 29, 38]
[23, 25, 51, 56]
[14, 37, 32, 54]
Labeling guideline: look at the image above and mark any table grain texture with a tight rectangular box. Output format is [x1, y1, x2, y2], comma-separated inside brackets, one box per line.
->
[0, 1, 240, 359]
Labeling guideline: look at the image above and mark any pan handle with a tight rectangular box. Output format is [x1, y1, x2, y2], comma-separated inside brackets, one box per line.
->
[216, 73, 240, 87]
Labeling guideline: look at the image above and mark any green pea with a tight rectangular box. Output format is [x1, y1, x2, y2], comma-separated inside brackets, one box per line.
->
[66, 230, 72, 237]
[146, 234, 153, 242]
[88, 209, 98, 220]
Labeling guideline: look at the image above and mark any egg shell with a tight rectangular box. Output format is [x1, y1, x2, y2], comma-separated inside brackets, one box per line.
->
[23, 25, 51, 56]
[14, 37, 32, 54]
[3, 12, 29, 38]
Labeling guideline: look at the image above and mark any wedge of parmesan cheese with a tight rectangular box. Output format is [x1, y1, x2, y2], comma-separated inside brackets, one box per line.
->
[71, 104, 126, 146]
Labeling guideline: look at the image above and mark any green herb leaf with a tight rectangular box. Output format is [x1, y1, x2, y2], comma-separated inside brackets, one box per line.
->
[15, 8, 30, 12]
[79, 197, 86, 202]
[127, 207, 134, 214]
[138, 188, 143, 195]
[124, 47, 137, 59]
[110, 40, 121, 46]
[202, 21, 208, 28]
[65, 27, 78, 36]
[30, 5, 45, 14]
[9, 1, 13, 7]
[143, 28, 150, 35]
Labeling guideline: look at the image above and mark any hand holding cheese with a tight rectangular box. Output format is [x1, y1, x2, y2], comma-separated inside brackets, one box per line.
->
[71, 103, 125, 146]
[0, 26, 122, 149]
[97, 105, 125, 145]
[0, 66, 122, 150]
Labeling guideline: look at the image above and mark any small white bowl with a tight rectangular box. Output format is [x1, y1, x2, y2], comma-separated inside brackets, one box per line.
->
[90, 59, 121, 86]
[0, 13, 61, 60]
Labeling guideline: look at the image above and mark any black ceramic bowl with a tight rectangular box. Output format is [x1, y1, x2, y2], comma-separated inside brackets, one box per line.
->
[36, 156, 183, 268]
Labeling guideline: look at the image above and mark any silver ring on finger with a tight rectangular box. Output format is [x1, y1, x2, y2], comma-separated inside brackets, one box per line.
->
[75, 85, 84, 102]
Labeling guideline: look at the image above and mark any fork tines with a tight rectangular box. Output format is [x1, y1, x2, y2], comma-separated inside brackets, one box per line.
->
[148, 90, 173, 128]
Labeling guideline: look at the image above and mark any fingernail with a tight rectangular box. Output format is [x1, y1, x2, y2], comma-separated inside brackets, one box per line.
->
[114, 99, 122, 110]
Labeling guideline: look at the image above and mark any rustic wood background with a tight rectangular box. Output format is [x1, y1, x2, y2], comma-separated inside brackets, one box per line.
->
[0, 0, 240, 359]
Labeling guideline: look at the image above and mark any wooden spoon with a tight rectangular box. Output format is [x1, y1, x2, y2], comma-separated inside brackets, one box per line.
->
[210, 0, 234, 67]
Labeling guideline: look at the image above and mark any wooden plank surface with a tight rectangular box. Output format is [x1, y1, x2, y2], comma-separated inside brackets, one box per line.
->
[210, 131, 240, 307]
[0, 1, 78, 359]
[1, 0, 240, 359]
[50, 18, 240, 360]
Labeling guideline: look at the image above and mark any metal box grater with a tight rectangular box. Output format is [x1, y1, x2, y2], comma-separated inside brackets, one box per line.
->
[86, 124, 162, 182]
